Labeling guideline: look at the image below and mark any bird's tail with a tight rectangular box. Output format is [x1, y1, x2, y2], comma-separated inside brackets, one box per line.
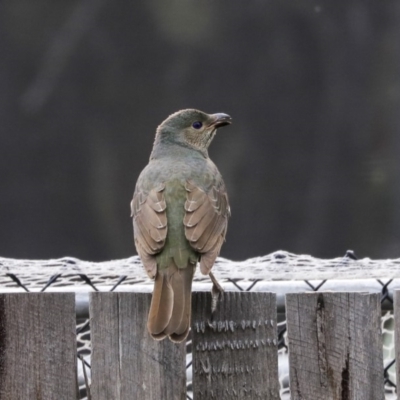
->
[147, 261, 195, 343]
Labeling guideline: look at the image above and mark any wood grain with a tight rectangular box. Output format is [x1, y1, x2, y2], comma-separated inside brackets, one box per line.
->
[191, 291, 280, 399]
[0, 293, 77, 399]
[286, 292, 384, 400]
[393, 290, 400, 396]
[90, 292, 186, 400]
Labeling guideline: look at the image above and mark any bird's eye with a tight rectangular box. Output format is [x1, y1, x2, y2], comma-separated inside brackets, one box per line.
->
[192, 121, 203, 129]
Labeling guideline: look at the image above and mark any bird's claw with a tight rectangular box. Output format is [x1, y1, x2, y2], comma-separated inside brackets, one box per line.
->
[209, 272, 224, 319]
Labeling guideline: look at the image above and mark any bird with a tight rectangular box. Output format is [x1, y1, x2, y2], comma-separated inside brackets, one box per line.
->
[131, 109, 231, 343]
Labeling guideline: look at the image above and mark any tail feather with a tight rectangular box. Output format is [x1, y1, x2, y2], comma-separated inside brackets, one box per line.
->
[164, 270, 185, 336]
[147, 272, 173, 337]
[147, 261, 194, 343]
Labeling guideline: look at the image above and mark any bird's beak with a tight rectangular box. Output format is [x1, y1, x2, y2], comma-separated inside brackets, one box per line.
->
[210, 113, 232, 128]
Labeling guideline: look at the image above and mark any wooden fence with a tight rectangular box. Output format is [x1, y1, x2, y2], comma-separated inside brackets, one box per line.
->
[0, 290, 397, 399]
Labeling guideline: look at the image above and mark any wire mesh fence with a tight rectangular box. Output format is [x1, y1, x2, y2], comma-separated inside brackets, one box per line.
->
[1, 250, 399, 399]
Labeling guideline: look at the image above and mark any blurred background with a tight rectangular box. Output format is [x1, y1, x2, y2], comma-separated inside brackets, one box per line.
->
[1, 0, 400, 262]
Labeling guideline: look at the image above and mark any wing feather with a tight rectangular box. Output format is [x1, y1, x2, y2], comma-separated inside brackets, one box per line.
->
[131, 183, 167, 277]
[184, 180, 229, 275]
[185, 205, 215, 242]
[183, 200, 209, 227]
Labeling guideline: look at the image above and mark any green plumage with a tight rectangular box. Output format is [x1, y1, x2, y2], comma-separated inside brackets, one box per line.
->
[156, 180, 198, 269]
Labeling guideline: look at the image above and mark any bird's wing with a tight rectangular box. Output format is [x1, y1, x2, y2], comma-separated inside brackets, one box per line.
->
[131, 183, 167, 278]
[184, 180, 230, 275]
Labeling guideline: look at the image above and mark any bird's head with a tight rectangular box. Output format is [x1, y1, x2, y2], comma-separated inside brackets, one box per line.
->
[153, 109, 232, 156]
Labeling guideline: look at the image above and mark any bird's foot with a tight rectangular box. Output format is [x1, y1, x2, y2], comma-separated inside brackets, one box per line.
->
[209, 272, 224, 318]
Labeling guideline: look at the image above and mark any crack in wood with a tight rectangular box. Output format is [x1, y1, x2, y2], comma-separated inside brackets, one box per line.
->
[341, 352, 350, 400]
[293, 366, 303, 400]
[316, 294, 328, 388]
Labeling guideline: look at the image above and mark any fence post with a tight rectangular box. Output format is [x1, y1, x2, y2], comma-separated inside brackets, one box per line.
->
[191, 291, 280, 399]
[394, 290, 400, 389]
[89, 292, 186, 400]
[0, 293, 77, 399]
[286, 292, 384, 399]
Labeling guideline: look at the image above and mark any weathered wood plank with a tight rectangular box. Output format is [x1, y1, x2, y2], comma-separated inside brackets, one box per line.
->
[0, 293, 77, 399]
[394, 290, 400, 394]
[90, 292, 186, 400]
[191, 291, 280, 399]
[286, 292, 384, 400]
